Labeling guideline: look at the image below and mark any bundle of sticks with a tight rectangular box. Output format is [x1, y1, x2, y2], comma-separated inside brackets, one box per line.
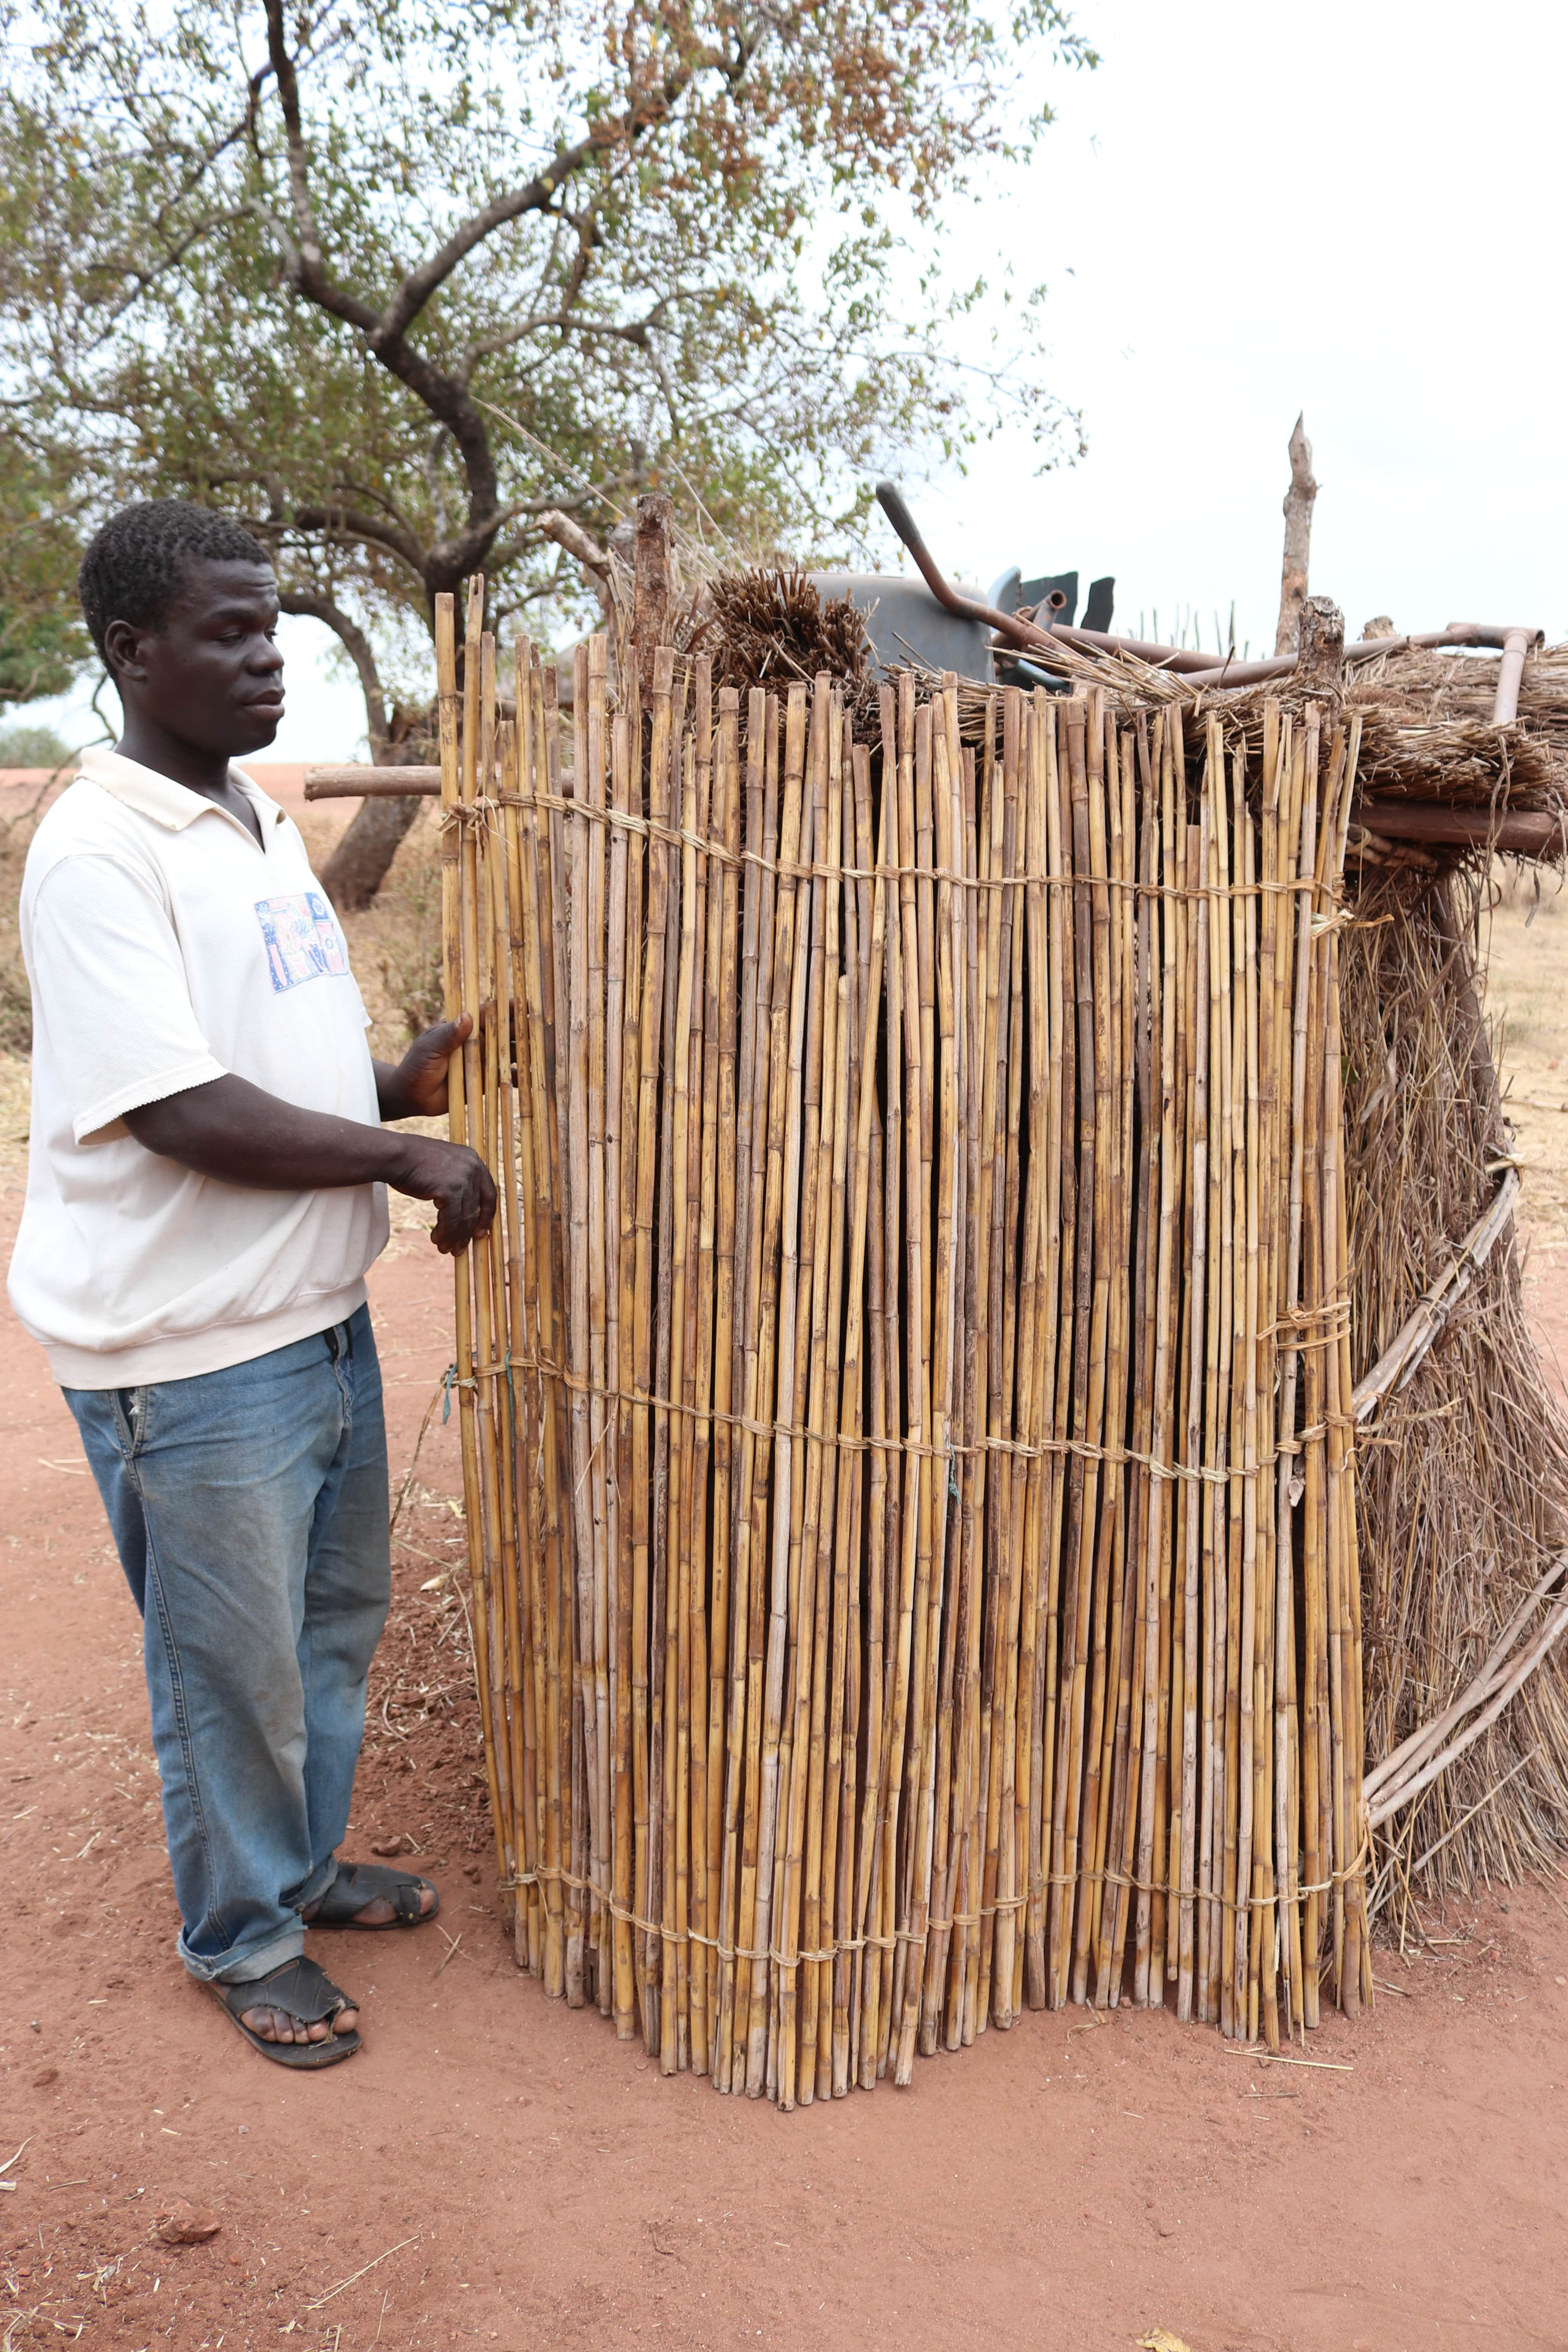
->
[436, 573, 1372, 2105]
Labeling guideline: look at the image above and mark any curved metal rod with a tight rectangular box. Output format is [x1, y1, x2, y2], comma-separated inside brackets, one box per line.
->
[875, 481, 1220, 676]
[1184, 622, 1546, 704]
[876, 481, 1543, 717]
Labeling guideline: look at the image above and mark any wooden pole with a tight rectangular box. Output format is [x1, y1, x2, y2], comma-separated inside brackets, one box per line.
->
[1274, 414, 1318, 655]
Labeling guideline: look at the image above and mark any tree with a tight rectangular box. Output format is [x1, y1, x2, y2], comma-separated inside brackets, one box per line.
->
[0, 438, 89, 709]
[1, 0, 1092, 900]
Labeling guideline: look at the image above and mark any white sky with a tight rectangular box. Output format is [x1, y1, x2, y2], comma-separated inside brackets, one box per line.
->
[909, 0, 1568, 658]
[28, 0, 1565, 757]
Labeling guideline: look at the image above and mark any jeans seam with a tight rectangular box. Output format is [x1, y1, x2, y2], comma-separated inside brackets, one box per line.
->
[134, 1474, 223, 1953]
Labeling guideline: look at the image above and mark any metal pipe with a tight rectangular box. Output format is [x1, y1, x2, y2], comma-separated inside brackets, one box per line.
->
[875, 483, 1546, 708]
[875, 481, 1220, 676]
[1494, 628, 1534, 725]
[1173, 622, 1546, 691]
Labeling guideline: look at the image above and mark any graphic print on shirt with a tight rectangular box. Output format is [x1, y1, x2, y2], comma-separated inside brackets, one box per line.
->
[254, 892, 351, 994]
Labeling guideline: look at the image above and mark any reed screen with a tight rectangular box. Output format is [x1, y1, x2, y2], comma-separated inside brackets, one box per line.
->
[435, 579, 1371, 2104]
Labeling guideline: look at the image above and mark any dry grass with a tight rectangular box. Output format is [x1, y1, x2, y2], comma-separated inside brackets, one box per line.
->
[1482, 860, 1568, 1257]
[1345, 860, 1568, 1913]
[686, 564, 872, 705]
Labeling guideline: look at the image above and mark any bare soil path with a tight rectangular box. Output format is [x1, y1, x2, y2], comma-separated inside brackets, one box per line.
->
[3, 1172, 1567, 2352]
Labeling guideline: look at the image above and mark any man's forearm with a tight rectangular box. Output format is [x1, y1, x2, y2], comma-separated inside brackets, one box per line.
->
[126, 1073, 418, 1191]
[120, 1020, 494, 1255]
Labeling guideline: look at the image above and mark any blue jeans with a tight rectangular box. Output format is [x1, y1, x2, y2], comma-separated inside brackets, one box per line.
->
[65, 1304, 390, 1985]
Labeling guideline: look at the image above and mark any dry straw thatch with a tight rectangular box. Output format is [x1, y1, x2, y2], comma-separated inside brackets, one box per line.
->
[1344, 864, 1568, 1920]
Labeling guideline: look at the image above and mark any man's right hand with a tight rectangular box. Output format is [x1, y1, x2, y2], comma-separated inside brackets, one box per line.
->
[383, 1133, 497, 1256]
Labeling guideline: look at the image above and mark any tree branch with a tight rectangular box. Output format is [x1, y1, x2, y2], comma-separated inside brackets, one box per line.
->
[276, 586, 390, 748]
[272, 503, 427, 577]
[373, 51, 702, 348]
[243, 12, 721, 578]
[535, 508, 610, 582]
[459, 294, 673, 379]
[263, 0, 327, 273]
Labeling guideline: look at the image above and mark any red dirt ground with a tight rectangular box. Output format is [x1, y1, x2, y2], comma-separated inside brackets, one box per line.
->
[4, 1182, 1567, 2352]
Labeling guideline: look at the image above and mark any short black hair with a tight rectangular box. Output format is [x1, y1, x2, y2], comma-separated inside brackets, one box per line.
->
[78, 499, 272, 660]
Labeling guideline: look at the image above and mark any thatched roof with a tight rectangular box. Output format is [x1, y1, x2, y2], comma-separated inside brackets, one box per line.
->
[681, 563, 1568, 843]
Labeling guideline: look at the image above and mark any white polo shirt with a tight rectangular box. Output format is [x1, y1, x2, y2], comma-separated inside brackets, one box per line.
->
[7, 746, 389, 1388]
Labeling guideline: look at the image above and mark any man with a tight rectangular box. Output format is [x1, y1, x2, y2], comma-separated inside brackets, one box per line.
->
[8, 499, 497, 2068]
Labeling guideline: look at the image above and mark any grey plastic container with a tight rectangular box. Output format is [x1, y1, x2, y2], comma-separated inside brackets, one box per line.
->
[808, 571, 994, 685]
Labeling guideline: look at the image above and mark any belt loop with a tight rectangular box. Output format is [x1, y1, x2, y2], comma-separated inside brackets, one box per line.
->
[326, 1325, 343, 1365]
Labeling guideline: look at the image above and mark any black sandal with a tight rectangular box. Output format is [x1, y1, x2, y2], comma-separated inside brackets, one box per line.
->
[304, 1859, 440, 1929]
[212, 1956, 361, 2069]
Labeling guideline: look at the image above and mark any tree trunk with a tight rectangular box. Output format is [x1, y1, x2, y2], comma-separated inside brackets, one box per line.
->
[275, 588, 432, 911]
[1273, 414, 1317, 656]
[1295, 596, 1344, 696]
[318, 744, 430, 911]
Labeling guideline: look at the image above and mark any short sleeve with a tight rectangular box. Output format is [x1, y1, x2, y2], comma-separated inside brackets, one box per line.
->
[27, 853, 228, 1145]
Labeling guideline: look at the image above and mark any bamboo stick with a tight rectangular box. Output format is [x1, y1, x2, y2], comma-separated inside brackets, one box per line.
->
[1019, 693, 1056, 2013]
[1083, 717, 1133, 2005]
[632, 650, 676, 2049]
[779, 683, 838, 2106]
[1098, 721, 1151, 2007]
[1213, 724, 1232, 2032]
[1235, 732, 1261, 2039]
[586, 635, 613, 2008]
[723, 693, 779, 2091]
[612, 695, 642, 2036]
[1134, 713, 1179, 2009]
[707, 687, 742, 2075]
[827, 728, 872, 2095]
[663, 722, 700, 2070]
[457, 593, 510, 1907]
[857, 685, 905, 2085]
[434, 589, 499, 1914]
[1176, 788, 1210, 2022]
[517, 642, 569, 1996]
[509, 646, 546, 1985]
[744, 682, 811, 2093]
[488, 705, 529, 1934]
[851, 911, 886, 2087]
[992, 693, 1029, 2031]
[895, 694, 958, 2079]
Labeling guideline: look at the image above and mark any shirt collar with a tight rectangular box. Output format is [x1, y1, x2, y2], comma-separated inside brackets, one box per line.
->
[77, 744, 288, 833]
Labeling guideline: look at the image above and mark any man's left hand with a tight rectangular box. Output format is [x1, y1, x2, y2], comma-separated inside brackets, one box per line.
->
[376, 1014, 472, 1123]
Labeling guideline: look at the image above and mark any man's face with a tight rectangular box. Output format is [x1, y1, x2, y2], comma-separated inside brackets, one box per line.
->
[105, 558, 285, 756]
